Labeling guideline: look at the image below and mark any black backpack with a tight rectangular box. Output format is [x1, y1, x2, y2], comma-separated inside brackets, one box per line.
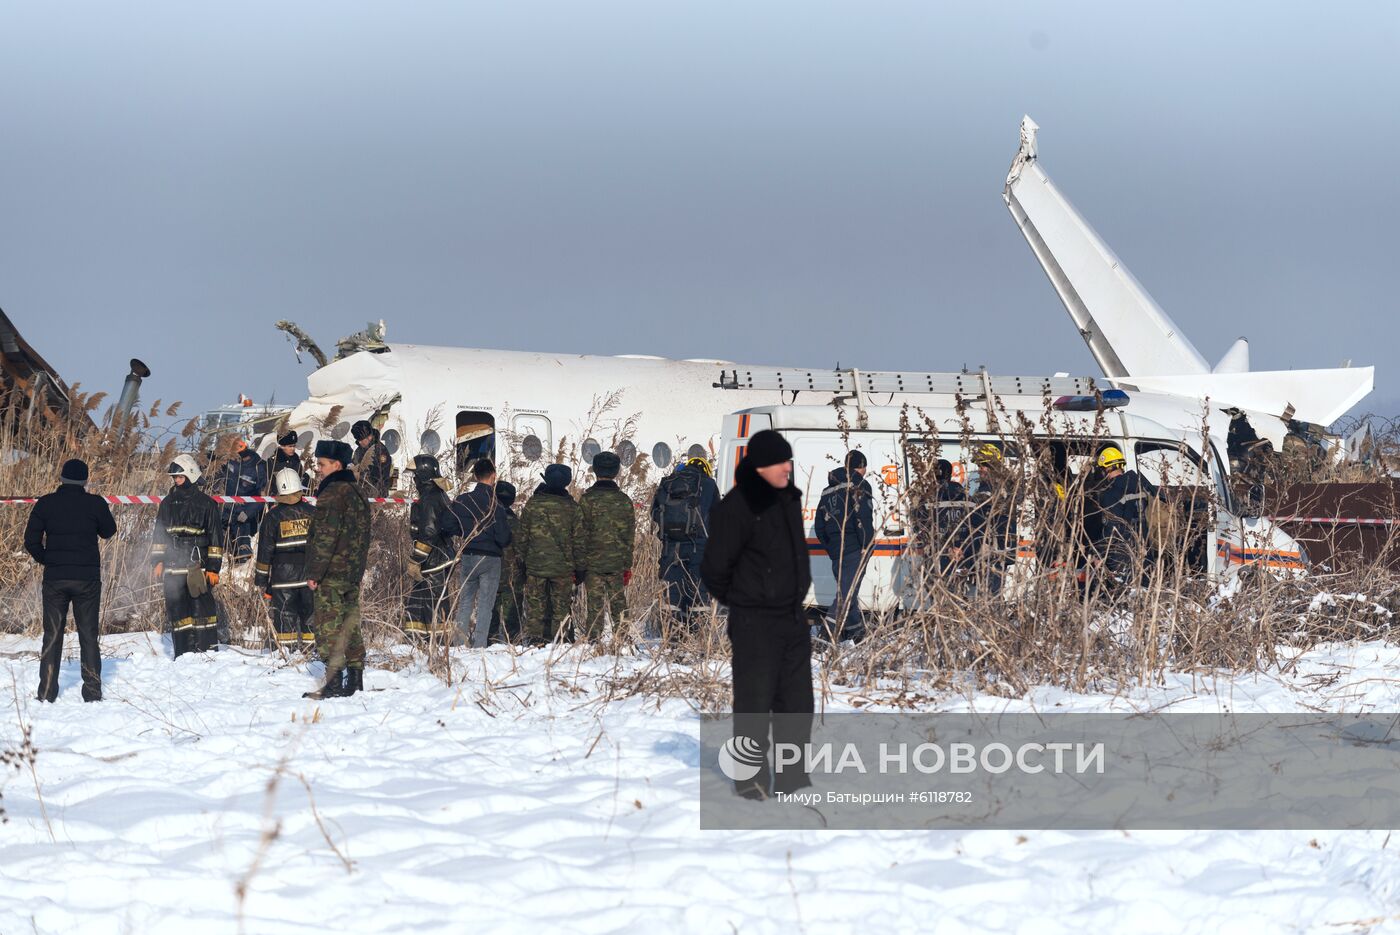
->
[660, 470, 704, 541]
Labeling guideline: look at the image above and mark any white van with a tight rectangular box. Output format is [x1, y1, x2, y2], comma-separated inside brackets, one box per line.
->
[716, 389, 1306, 615]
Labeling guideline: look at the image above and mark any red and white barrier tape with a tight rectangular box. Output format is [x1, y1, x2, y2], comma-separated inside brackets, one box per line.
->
[1270, 516, 1399, 526]
[0, 495, 411, 505]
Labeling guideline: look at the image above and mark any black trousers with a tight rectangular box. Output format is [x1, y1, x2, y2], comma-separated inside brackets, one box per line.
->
[162, 572, 218, 657]
[270, 586, 316, 648]
[39, 578, 102, 702]
[661, 540, 709, 619]
[728, 606, 814, 797]
[405, 565, 454, 639]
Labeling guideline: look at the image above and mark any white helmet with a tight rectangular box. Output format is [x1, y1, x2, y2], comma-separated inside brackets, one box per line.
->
[274, 468, 303, 496]
[167, 453, 202, 483]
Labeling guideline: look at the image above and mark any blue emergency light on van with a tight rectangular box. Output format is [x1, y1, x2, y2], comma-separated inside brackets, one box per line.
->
[1052, 389, 1129, 412]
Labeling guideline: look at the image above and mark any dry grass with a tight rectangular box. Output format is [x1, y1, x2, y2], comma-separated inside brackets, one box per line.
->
[4, 385, 1398, 709]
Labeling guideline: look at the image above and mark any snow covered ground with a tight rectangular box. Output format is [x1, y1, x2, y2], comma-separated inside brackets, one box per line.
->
[4, 632, 1400, 934]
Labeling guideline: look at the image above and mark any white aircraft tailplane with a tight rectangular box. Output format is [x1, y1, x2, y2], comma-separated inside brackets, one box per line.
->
[1003, 115, 1372, 426]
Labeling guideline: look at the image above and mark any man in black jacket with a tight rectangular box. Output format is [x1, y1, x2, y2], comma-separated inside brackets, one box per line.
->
[351, 420, 393, 498]
[701, 430, 813, 799]
[25, 459, 117, 702]
[267, 430, 304, 492]
[440, 458, 512, 647]
[813, 450, 875, 643]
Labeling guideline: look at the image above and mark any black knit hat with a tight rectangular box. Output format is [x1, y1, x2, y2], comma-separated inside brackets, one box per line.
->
[60, 458, 89, 486]
[496, 480, 517, 507]
[845, 450, 867, 471]
[743, 430, 792, 469]
[592, 451, 620, 478]
[351, 420, 375, 441]
[277, 430, 297, 447]
[315, 439, 354, 467]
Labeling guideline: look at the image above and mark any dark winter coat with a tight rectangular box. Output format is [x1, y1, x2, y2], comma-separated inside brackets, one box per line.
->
[912, 479, 972, 553]
[24, 485, 117, 582]
[254, 497, 315, 590]
[700, 461, 810, 612]
[215, 451, 269, 524]
[151, 481, 225, 574]
[1096, 470, 1159, 542]
[517, 484, 578, 578]
[573, 480, 635, 575]
[353, 440, 393, 497]
[964, 466, 1020, 567]
[307, 469, 372, 585]
[812, 467, 875, 559]
[441, 483, 513, 558]
[409, 479, 456, 571]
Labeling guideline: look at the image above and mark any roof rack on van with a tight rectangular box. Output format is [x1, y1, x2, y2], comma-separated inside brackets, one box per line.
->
[715, 368, 1105, 397]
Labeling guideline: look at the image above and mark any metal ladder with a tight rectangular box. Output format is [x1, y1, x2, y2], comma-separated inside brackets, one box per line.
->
[714, 367, 1104, 397]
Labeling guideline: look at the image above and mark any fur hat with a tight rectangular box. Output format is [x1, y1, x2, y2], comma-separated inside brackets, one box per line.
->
[591, 451, 620, 478]
[277, 430, 298, 447]
[496, 480, 517, 508]
[315, 439, 354, 468]
[543, 463, 572, 489]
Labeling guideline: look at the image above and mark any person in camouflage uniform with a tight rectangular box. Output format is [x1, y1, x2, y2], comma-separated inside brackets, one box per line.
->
[405, 454, 456, 641]
[304, 439, 372, 699]
[572, 451, 635, 641]
[490, 481, 522, 643]
[151, 454, 224, 657]
[517, 463, 577, 644]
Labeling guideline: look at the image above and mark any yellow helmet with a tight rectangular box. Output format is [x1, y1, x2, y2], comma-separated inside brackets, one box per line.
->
[686, 456, 713, 478]
[972, 443, 1002, 465]
[1097, 446, 1127, 469]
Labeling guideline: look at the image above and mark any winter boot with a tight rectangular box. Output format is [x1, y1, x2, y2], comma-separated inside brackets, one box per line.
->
[303, 668, 346, 700]
[344, 668, 363, 696]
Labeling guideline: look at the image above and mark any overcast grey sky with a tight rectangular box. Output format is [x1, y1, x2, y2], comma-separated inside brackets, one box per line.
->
[2, 2, 1396, 421]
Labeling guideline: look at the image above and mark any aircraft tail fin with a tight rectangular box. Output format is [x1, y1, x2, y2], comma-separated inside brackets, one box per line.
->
[1212, 337, 1250, 374]
[1004, 116, 1210, 379]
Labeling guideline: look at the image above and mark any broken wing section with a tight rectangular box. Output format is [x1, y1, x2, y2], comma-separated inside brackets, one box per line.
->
[1004, 116, 1210, 379]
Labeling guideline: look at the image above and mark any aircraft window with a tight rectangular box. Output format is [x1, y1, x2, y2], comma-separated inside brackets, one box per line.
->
[652, 442, 673, 470]
[419, 430, 442, 455]
[296, 431, 313, 450]
[581, 438, 601, 465]
[381, 429, 401, 455]
[521, 434, 543, 462]
[686, 443, 707, 460]
[330, 421, 350, 440]
[617, 441, 636, 467]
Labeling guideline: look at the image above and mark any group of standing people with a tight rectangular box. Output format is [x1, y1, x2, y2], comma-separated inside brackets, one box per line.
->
[913, 443, 1162, 595]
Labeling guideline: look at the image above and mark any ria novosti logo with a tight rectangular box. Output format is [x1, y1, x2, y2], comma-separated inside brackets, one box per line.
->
[718, 736, 765, 782]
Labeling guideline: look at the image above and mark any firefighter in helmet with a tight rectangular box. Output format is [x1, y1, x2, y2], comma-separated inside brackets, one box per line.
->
[405, 454, 456, 640]
[150, 454, 224, 656]
[254, 468, 317, 650]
